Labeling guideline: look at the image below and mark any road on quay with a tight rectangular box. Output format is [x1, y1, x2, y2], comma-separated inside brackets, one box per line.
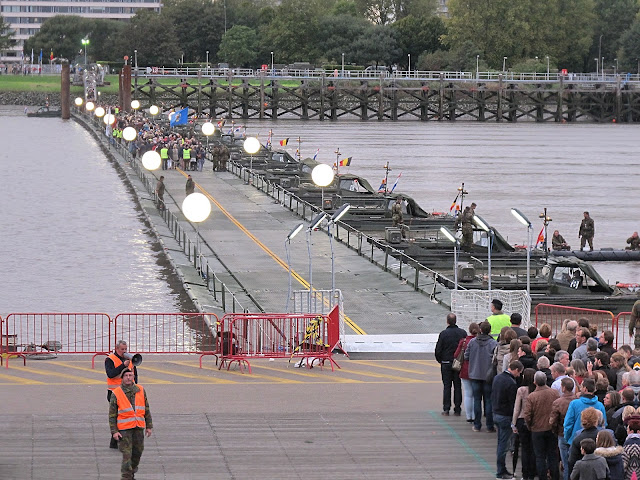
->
[0, 354, 500, 480]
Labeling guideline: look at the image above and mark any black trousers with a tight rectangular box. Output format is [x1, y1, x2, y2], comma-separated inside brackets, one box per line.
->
[441, 362, 462, 413]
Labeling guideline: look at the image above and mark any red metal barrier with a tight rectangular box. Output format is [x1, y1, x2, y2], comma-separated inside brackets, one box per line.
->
[2, 313, 112, 368]
[534, 304, 615, 341]
[219, 310, 341, 374]
[614, 312, 633, 349]
[112, 313, 219, 365]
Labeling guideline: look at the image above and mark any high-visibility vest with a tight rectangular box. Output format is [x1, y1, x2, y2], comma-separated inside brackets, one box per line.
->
[106, 354, 132, 391]
[183, 148, 191, 160]
[114, 107, 120, 114]
[160, 147, 169, 159]
[116, 129, 123, 139]
[113, 385, 146, 430]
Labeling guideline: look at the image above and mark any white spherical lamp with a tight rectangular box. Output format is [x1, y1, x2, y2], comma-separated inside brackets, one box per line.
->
[94, 106, 105, 117]
[85, 101, 95, 112]
[141, 150, 161, 170]
[201, 122, 215, 136]
[243, 137, 261, 154]
[122, 126, 137, 142]
[74, 97, 83, 106]
[131, 99, 141, 110]
[149, 105, 159, 116]
[182, 193, 212, 223]
[312, 163, 335, 187]
[103, 113, 116, 125]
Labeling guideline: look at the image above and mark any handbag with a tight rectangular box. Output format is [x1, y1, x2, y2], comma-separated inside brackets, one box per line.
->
[451, 339, 466, 372]
[485, 346, 499, 383]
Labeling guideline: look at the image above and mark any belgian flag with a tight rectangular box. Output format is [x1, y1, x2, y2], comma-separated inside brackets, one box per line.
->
[338, 157, 352, 167]
[279, 138, 289, 146]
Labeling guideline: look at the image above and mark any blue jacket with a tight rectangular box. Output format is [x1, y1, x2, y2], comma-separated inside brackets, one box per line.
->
[563, 394, 607, 445]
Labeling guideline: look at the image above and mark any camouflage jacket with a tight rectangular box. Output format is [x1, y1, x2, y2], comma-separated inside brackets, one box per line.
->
[109, 384, 153, 434]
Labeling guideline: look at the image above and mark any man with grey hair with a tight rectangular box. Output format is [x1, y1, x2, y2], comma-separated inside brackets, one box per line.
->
[583, 337, 599, 366]
[554, 350, 570, 367]
[557, 320, 578, 351]
[524, 371, 560, 480]
[551, 362, 575, 393]
[537, 356, 553, 386]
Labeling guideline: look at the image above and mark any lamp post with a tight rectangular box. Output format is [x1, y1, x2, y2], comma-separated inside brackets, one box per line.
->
[473, 214, 493, 291]
[440, 226, 459, 290]
[149, 104, 159, 117]
[546, 55, 550, 80]
[311, 163, 335, 211]
[74, 97, 83, 112]
[614, 58, 618, 76]
[141, 150, 161, 170]
[131, 99, 140, 118]
[341, 53, 345, 76]
[539, 208, 552, 261]
[328, 204, 351, 298]
[202, 121, 215, 150]
[598, 34, 603, 75]
[534, 56, 538, 76]
[243, 136, 261, 184]
[503, 56, 507, 72]
[511, 208, 532, 295]
[602, 56, 604, 79]
[285, 223, 304, 311]
[595, 58, 599, 76]
[476, 54, 480, 80]
[182, 192, 212, 265]
[81, 38, 89, 65]
[306, 212, 327, 312]
[206, 50, 209, 72]
[270, 51, 274, 75]
[407, 53, 411, 75]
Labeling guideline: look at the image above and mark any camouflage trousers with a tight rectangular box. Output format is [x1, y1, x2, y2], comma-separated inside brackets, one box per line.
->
[118, 427, 145, 480]
[634, 330, 640, 351]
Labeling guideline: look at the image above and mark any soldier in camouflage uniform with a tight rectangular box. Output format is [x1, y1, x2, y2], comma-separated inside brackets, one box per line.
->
[626, 231, 640, 251]
[109, 370, 153, 480]
[456, 202, 476, 252]
[579, 211, 595, 251]
[391, 197, 407, 239]
[629, 300, 640, 350]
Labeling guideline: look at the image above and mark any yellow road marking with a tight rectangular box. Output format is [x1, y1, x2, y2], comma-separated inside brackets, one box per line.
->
[171, 360, 303, 384]
[141, 365, 238, 384]
[178, 168, 366, 335]
[0, 372, 45, 385]
[337, 367, 425, 383]
[9, 365, 102, 384]
[351, 360, 428, 375]
[250, 363, 364, 383]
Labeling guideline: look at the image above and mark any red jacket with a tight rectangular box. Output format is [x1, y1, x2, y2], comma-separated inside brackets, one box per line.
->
[454, 335, 475, 380]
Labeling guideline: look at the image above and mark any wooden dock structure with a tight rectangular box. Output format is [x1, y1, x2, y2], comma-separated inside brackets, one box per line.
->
[130, 70, 640, 123]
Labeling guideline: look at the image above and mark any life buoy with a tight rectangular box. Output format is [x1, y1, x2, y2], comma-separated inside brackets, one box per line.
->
[616, 283, 640, 289]
[151, 67, 159, 74]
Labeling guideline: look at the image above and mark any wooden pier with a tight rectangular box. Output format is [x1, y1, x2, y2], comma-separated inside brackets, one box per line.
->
[131, 71, 640, 122]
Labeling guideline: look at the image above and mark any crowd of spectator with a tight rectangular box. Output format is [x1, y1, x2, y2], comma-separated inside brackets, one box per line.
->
[436, 300, 640, 480]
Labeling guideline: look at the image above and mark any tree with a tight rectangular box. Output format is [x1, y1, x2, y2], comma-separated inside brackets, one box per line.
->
[590, 0, 639, 70]
[217, 25, 258, 67]
[24, 15, 94, 63]
[618, 18, 640, 73]
[316, 14, 372, 65]
[393, 14, 446, 67]
[549, 0, 595, 72]
[82, 19, 125, 62]
[0, 15, 15, 52]
[354, 0, 436, 24]
[349, 24, 401, 66]
[112, 10, 181, 66]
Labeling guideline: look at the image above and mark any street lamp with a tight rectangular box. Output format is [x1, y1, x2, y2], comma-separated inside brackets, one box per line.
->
[598, 34, 603, 75]
[306, 212, 327, 312]
[502, 56, 507, 72]
[103, 113, 116, 126]
[81, 38, 89, 65]
[602, 56, 604, 78]
[285, 223, 304, 311]
[270, 51, 274, 75]
[546, 55, 550, 80]
[311, 163, 334, 210]
[94, 106, 105, 118]
[535, 56, 538, 75]
[243, 136, 261, 183]
[476, 55, 480, 80]
[149, 105, 159, 116]
[131, 99, 140, 111]
[134, 49, 137, 70]
[328, 204, 351, 298]
[202, 121, 215, 150]
[614, 58, 618, 76]
[511, 208, 532, 295]
[440, 226, 459, 290]
[407, 53, 411, 75]
[85, 101, 95, 112]
[473, 214, 493, 291]
[122, 126, 137, 142]
[595, 58, 599, 75]
[141, 150, 161, 170]
[206, 50, 209, 72]
[341, 53, 345, 76]
[182, 192, 212, 262]
[539, 208, 552, 261]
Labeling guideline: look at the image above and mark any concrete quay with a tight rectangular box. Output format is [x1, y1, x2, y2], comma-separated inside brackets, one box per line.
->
[75, 114, 452, 353]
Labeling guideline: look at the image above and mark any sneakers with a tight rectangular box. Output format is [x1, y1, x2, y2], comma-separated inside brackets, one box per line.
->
[496, 473, 514, 480]
[466, 419, 474, 423]
[472, 426, 481, 432]
[486, 427, 496, 433]
[441, 411, 450, 416]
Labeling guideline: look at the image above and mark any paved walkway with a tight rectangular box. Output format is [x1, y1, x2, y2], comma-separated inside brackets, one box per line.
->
[0, 355, 501, 480]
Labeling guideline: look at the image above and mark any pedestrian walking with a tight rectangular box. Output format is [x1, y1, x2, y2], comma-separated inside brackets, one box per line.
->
[185, 175, 195, 196]
[435, 313, 467, 416]
[109, 370, 153, 480]
[155, 176, 165, 210]
[105, 340, 138, 449]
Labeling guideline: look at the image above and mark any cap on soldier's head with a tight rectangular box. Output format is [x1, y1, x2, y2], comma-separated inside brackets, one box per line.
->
[471, 202, 477, 208]
[121, 369, 134, 378]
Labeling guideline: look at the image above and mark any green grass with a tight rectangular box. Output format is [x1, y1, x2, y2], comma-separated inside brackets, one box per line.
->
[0, 74, 120, 94]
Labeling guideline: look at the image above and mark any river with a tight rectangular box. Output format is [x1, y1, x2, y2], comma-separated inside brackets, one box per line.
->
[239, 119, 640, 285]
[0, 106, 192, 316]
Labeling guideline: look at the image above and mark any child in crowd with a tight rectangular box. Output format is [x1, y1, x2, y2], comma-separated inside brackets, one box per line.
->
[571, 438, 609, 480]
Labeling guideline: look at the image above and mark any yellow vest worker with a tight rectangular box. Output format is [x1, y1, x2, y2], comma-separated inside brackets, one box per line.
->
[486, 299, 511, 339]
[106, 353, 133, 393]
[183, 148, 191, 160]
[113, 385, 147, 430]
[160, 147, 169, 159]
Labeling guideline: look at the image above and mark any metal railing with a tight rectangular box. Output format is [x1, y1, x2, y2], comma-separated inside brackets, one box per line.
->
[227, 161, 461, 307]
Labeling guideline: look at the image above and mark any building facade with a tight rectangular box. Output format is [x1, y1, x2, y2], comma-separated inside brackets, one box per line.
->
[0, 0, 162, 63]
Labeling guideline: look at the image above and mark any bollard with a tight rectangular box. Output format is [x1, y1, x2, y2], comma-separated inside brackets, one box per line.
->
[61, 61, 70, 119]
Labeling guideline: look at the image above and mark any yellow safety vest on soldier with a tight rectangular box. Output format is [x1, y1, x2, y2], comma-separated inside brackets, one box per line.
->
[106, 354, 133, 392]
[113, 385, 146, 430]
[160, 147, 169, 159]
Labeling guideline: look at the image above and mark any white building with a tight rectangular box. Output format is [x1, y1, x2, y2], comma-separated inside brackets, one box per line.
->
[0, 0, 162, 63]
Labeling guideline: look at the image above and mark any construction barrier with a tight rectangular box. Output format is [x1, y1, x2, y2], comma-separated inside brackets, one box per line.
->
[614, 312, 633, 349]
[217, 305, 341, 373]
[2, 313, 112, 368]
[112, 313, 220, 366]
[534, 304, 615, 341]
